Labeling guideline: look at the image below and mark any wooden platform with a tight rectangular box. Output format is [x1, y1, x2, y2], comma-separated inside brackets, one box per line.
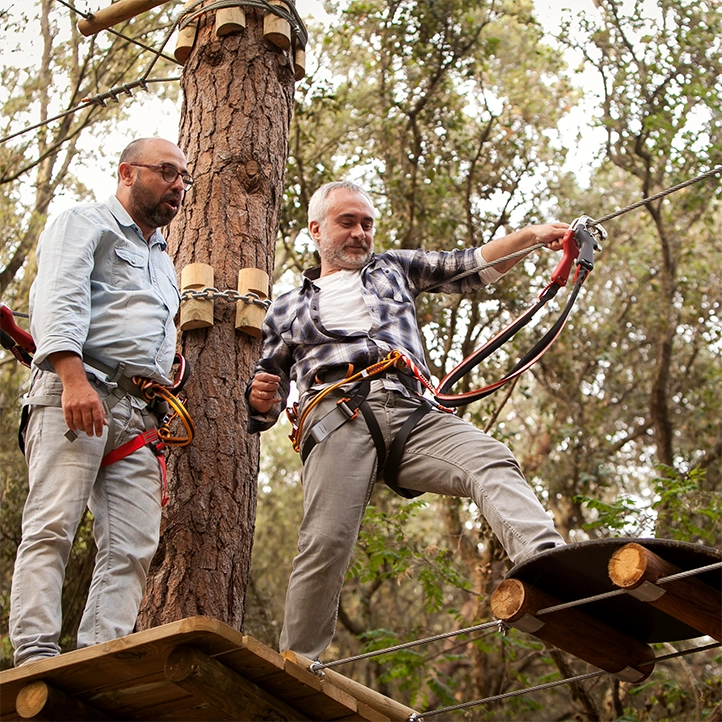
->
[0, 617, 417, 721]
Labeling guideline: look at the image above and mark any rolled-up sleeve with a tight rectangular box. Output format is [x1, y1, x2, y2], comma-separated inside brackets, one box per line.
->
[30, 210, 99, 370]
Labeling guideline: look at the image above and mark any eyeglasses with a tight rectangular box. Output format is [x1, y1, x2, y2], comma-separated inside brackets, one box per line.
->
[129, 163, 194, 190]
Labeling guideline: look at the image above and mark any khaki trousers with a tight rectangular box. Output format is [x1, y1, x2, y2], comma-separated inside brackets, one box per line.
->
[279, 382, 563, 659]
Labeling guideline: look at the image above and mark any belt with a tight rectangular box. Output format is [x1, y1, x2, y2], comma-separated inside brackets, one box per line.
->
[315, 365, 422, 394]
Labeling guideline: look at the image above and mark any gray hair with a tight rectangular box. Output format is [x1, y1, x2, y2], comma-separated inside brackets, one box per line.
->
[307, 181, 376, 226]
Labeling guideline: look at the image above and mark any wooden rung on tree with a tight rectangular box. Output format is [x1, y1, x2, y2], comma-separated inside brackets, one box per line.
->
[174, 21, 198, 65]
[491, 578, 656, 682]
[180, 263, 214, 331]
[215, 7, 246, 37]
[174, 1, 199, 65]
[16, 680, 112, 721]
[294, 45, 306, 81]
[608, 542, 722, 642]
[236, 268, 269, 338]
[78, 0, 171, 36]
[264, 0, 292, 51]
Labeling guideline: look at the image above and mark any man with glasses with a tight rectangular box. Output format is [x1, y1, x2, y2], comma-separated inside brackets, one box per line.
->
[9, 138, 189, 666]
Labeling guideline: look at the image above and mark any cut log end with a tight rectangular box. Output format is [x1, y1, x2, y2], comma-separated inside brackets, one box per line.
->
[608, 542, 651, 588]
[491, 578, 527, 621]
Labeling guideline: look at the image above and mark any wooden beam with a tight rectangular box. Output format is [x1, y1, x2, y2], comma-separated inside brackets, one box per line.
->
[78, 0, 172, 37]
[608, 542, 721, 642]
[165, 643, 311, 721]
[491, 578, 656, 682]
[15, 680, 112, 721]
[284, 651, 416, 722]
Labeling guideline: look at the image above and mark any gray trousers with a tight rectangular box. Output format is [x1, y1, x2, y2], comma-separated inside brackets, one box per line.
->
[9, 370, 162, 666]
[279, 383, 564, 659]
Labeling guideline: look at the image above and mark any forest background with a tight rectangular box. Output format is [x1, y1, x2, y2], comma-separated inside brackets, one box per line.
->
[0, 1, 720, 721]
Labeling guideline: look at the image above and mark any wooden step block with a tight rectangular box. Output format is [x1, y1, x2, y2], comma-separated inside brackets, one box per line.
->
[492, 578, 656, 682]
[16, 679, 112, 720]
[608, 542, 721, 642]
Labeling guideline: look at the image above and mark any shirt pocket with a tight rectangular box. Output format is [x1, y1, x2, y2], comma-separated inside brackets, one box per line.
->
[368, 266, 407, 303]
[112, 245, 148, 290]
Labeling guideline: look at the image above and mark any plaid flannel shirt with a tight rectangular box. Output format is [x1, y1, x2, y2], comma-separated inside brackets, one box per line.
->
[247, 247, 493, 432]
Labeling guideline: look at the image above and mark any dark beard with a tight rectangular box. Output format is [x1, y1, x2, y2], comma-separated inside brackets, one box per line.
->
[130, 184, 182, 229]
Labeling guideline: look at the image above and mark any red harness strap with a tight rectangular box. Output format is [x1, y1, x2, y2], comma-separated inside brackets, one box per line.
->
[100, 428, 168, 506]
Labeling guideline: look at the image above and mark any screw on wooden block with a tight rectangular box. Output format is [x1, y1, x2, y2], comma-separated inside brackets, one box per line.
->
[294, 45, 306, 81]
[263, 0, 292, 51]
[236, 268, 269, 338]
[215, 7, 246, 37]
[180, 263, 214, 331]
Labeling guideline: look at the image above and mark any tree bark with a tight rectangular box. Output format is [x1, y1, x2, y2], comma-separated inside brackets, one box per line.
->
[138, 6, 295, 629]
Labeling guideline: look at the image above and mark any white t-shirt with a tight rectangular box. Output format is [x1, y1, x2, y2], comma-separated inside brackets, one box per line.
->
[314, 269, 372, 333]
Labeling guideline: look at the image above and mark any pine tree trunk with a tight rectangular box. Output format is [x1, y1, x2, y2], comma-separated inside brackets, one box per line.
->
[137, 6, 295, 630]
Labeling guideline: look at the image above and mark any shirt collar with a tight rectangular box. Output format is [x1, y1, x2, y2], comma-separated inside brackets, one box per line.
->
[301, 255, 377, 289]
[105, 195, 167, 249]
[302, 266, 322, 288]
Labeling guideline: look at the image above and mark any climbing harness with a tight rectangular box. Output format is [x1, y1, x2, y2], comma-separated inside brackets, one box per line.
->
[287, 351, 429, 498]
[2, 305, 194, 505]
[112, 356, 194, 506]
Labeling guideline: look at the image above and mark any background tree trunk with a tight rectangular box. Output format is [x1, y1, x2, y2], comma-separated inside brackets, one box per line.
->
[138, 6, 295, 629]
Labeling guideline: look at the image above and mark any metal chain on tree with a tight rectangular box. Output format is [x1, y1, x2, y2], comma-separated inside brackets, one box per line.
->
[180, 287, 271, 310]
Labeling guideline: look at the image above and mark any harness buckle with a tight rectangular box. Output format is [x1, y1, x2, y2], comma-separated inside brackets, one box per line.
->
[148, 437, 166, 457]
[337, 397, 359, 420]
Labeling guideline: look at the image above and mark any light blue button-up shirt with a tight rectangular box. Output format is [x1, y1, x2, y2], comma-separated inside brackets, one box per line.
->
[30, 195, 180, 384]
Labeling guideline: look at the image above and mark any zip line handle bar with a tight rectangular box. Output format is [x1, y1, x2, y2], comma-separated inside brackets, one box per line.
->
[550, 215, 606, 288]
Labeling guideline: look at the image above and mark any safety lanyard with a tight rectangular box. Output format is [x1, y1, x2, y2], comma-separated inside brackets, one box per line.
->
[405, 216, 606, 408]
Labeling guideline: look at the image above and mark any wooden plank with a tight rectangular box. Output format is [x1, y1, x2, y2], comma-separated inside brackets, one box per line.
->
[1, 618, 409, 721]
[284, 651, 414, 722]
[165, 644, 310, 721]
[608, 542, 721, 641]
[492, 578, 656, 682]
[78, 0, 171, 36]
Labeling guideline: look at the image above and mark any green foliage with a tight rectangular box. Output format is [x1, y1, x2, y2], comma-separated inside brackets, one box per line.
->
[350, 500, 472, 609]
[577, 464, 721, 545]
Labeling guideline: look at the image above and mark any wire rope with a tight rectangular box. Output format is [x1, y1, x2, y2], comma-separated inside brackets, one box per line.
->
[407, 642, 721, 721]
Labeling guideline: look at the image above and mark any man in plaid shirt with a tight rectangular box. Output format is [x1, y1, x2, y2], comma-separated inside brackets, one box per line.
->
[248, 181, 569, 660]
